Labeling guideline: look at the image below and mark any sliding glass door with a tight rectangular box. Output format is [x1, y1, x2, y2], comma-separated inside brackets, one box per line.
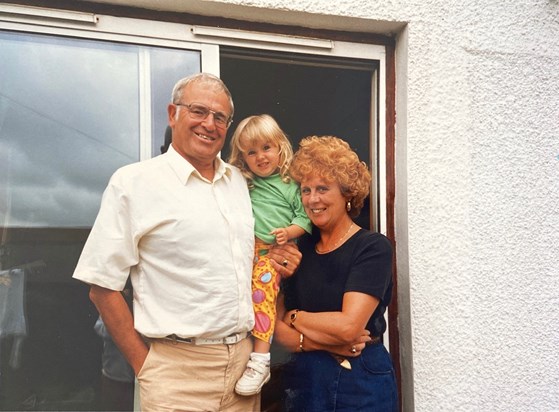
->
[0, 29, 204, 411]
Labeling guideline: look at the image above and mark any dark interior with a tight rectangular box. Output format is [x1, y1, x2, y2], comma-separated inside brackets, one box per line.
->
[220, 47, 378, 411]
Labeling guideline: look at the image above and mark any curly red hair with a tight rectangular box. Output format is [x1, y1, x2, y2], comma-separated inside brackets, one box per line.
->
[290, 136, 371, 217]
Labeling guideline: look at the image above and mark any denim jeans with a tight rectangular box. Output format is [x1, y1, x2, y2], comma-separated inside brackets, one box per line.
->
[283, 342, 398, 412]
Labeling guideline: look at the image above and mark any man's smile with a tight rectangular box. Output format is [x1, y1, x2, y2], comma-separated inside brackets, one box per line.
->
[195, 132, 216, 142]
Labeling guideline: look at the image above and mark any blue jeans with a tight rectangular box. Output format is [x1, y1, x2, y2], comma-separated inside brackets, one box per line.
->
[282, 342, 398, 412]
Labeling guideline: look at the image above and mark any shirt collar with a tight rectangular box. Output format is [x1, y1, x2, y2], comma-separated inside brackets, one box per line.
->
[166, 144, 233, 184]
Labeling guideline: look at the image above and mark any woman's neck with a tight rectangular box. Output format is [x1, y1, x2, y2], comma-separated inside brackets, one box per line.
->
[316, 219, 357, 254]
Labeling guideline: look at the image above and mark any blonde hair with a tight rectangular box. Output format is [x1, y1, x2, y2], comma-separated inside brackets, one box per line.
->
[290, 136, 371, 218]
[228, 114, 293, 187]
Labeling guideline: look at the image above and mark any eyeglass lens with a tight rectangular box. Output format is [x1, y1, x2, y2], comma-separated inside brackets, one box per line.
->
[184, 103, 230, 127]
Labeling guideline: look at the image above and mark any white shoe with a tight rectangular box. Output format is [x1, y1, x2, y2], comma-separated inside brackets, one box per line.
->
[235, 358, 271, 396]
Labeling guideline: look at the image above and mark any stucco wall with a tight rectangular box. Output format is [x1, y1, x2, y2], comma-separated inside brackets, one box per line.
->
[399, 3, 559, 411]
[196, 1, 559, 411]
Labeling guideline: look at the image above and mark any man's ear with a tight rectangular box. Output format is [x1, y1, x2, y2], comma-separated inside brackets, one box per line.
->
[168, 103, 178, 126]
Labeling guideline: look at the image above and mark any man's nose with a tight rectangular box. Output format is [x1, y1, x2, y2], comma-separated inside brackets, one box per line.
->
[201, 112, 217, 130]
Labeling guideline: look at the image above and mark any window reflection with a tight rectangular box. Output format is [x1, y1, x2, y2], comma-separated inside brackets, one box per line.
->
[0, 30, 200, 410]
[150, 47, 199, 157]
[0, 32, 140, 228]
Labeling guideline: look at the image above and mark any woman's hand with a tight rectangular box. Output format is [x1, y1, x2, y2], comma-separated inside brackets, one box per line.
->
[268, 242, 301, 277]
[295, 330, 372, 358]
[327, 330, 372, 357]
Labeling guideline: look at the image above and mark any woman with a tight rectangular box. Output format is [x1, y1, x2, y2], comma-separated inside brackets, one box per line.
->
[275, 136, 398, 412]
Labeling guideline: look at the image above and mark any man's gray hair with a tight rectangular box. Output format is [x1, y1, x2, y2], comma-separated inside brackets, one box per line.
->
[171, 73, 234, 118]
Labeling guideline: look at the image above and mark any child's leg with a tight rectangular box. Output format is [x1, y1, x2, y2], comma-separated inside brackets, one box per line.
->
[251, 337, 271, 366]
[253, 338, 271, 354]
[250, 247, 280, 345]
[236, 245, 279, 396]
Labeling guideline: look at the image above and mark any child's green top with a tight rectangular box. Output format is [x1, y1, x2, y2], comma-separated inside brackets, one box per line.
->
[250, 174, 312, 244]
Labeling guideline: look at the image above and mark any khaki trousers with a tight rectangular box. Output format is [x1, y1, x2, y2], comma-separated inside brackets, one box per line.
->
[137, 337, 260, 412]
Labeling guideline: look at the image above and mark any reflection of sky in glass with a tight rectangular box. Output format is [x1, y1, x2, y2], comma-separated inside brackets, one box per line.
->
[0, 32, 200, 227]
[150, 48, 199, 156]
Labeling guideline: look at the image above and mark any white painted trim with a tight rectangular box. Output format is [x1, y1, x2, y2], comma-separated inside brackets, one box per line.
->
[200, 44, 221, 76]
[377, 52, 388, 237]
[0, 3, 98, 24]
[1, 11, 203, 51]
[192, 25, 333, 49]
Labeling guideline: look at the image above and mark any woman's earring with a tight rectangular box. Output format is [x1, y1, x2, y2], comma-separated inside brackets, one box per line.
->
[346, 201, 352, 212]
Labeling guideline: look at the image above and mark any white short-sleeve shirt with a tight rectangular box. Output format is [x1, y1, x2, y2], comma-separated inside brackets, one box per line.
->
[73, 145, 255, 338]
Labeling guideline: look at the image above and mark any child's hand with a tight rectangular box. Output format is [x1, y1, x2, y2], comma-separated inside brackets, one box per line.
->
[271, 228, 288, 245]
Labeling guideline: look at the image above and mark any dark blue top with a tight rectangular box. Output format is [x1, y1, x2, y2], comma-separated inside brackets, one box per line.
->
[283, 228, 393, 336]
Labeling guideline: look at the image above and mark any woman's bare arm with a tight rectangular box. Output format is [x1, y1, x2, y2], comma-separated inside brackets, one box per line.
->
[283, 292, 379, 345]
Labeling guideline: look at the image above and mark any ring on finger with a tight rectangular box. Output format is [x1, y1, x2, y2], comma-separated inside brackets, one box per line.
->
[350, 346, 357, 354]
[282, 259, 289, 267]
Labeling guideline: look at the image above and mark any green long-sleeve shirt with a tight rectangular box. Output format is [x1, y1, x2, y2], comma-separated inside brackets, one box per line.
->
[250, 174, 312, 244]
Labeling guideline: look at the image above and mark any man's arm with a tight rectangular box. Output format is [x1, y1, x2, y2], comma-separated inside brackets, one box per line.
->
[89, 285, 149, 376]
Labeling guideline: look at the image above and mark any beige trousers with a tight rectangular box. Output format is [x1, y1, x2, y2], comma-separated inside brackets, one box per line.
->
[137, 337, 260, 412]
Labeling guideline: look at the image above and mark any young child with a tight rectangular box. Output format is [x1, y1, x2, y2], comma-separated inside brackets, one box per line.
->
[229, 114, 312, 396]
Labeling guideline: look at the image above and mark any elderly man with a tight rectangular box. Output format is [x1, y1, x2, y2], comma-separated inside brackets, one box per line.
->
[73, 73, 300, 411]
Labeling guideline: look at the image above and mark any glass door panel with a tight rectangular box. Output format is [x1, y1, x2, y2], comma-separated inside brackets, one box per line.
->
[0, 30, 200, 411]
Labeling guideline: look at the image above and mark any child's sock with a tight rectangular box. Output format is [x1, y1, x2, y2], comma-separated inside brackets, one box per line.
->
[250, 352, 271, 363]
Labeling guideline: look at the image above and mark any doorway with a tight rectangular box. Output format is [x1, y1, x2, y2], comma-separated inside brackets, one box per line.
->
[219, 47, 381, 411]
[220, 47, 380, 230]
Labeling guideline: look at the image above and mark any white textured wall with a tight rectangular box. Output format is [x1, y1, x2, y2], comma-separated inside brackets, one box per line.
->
[95, 0, 559, 410]
[398, 2, 559, 411]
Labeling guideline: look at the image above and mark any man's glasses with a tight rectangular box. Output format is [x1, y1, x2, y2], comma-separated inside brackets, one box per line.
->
[175, 102, 233, 129]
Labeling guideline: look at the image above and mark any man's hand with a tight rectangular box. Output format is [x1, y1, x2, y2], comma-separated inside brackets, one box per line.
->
[268, 242, 301, 277]
[90, 285, 149, 375]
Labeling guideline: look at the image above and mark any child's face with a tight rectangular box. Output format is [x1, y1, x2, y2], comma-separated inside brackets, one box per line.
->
[241, 141, 280, 178]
